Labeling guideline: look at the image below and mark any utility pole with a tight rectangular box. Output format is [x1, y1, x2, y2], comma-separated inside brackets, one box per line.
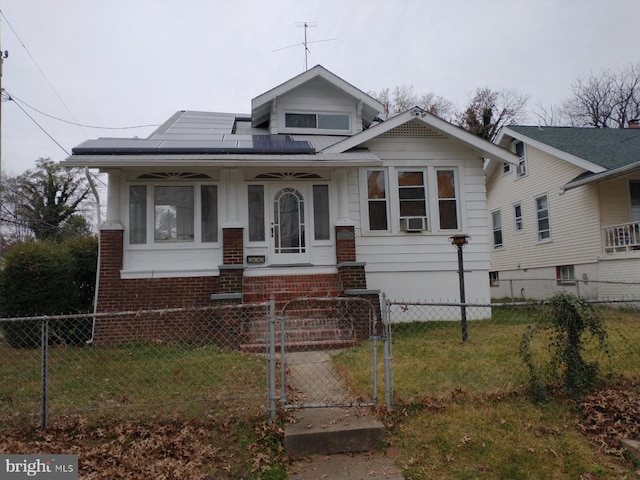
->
[0, 21, 7, 176]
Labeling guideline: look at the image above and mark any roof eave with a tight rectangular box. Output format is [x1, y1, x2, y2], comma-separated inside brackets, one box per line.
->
[61, 153, 383, 170]
[562, 161, 640, 191]
[325, 108, 520, 164]
[497, 126, 607, 174]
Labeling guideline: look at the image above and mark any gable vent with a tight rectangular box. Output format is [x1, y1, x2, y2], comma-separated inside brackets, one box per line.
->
[379, 120, 447, 139]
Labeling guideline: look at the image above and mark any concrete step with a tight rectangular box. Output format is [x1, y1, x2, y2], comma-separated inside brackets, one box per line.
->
[284, 408, 385, 456]
[240, 338, 357, 353]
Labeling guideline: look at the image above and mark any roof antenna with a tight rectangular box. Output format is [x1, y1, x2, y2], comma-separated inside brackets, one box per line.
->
[273, 22, 336, 72]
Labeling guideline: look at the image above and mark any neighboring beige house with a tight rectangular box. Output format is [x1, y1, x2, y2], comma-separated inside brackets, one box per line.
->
[486, 124, 640, 300]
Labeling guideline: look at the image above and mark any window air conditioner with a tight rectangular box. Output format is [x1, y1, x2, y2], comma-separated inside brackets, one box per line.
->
[400, 217, 428, 232]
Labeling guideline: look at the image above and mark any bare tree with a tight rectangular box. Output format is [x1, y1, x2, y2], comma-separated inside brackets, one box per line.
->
[560, 63, 640, 128]
[531, 101, 569, 127]
[455, 87, 529, 141]
[369, 85, 455, 120]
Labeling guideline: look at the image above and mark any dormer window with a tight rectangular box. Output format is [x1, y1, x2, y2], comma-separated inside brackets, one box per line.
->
[285, 112, 350, 130]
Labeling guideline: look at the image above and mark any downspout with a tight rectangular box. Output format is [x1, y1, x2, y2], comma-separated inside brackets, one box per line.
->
[85, 167, 101, 345]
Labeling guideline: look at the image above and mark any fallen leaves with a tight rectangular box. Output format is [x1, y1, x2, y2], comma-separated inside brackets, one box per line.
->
[0, 413, 286, 479]
[578, 378, 640, 457]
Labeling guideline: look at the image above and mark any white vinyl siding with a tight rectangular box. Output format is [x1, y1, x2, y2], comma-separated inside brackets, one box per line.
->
[350, 121, 490, 303]
[487, 143, 602, 273]
[275, 82, 359, 135]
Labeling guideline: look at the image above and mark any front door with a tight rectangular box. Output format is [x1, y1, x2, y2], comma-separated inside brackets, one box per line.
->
[270, 186, 309, 264]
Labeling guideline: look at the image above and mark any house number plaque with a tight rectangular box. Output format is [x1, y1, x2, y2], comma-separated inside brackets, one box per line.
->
[246, 255, 266, 264]
[337, 229, 355, 240]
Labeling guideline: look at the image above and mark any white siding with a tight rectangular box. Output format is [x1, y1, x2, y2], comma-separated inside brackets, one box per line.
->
[598, 178, 633, 227]
[348, 127, 491, 302]
[274, 80, 359, 135]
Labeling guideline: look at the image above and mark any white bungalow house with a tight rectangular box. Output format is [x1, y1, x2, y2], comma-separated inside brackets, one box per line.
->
[486, 124, 640, 300]
[63, 66, 517, 343]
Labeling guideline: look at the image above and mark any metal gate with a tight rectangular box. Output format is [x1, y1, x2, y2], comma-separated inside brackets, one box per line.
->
[266, 296, 391, 418]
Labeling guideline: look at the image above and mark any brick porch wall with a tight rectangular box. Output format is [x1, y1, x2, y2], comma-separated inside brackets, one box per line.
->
[94, 229, 220, 345]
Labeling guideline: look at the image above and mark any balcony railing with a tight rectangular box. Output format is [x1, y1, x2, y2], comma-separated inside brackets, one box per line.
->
[603, 221, 640, 253]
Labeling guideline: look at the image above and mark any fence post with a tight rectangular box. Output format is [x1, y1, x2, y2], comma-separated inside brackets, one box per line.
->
[40, 317, 49, 430]
[267, 296, 277, 423]
[382, 294, 393, 409]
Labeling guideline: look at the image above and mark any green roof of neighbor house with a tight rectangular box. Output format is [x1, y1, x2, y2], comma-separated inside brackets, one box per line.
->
[508, 125, 640, 171]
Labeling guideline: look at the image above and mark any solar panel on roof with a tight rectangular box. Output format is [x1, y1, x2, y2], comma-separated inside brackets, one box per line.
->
[71, 134, 315, 155]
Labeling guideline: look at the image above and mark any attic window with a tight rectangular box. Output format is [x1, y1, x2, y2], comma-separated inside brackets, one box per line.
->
[285, 112, 350, 130]
[137, 172, 211, 180]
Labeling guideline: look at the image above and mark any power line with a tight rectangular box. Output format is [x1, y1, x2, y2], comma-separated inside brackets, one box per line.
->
[0, 9, 88, 138]
[6, 91, 160, 130]
[9, 97, 70, 156]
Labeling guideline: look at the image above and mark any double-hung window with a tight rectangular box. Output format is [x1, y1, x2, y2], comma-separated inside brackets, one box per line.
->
[492, 210, 503, 248]
[437, 169, 458, 230]
[513, 203, 523, 232]
[535, 194, 551, 241]
[129, 184, 218, 245]
[515, 141, 527, 177]
[398, 170, 427, 218]
[366, 170, 389, 231]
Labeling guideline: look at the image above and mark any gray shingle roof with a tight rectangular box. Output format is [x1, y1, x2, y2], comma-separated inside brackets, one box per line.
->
[508, 125, 640, 170]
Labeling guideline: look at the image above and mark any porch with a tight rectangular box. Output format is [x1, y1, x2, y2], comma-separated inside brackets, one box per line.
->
[602, 221, 640, 254]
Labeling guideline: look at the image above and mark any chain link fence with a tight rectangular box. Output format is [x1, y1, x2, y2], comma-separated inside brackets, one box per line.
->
[1, 296, 391, 429]
[491, 277, 640, 301]
[273, 296, 388, 411]
[3, 279, 638, 429]
[383, 279, 640, 405]
[0, 303, 271, 429]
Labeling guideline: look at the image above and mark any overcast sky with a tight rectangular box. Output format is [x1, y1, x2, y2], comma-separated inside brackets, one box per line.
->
[1, 0, 639, 175]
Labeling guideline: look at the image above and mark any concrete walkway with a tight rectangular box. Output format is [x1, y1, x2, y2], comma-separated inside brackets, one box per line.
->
[283, 351, 404, 479]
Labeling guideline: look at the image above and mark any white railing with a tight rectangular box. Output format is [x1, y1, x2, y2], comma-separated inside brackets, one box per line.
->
[603, 221, 640, 253]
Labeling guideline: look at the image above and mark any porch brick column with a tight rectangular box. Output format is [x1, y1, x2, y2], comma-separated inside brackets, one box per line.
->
[335, 225, 367, 291]
[96, 227, 124, 311]
[219, 227, 244, 294]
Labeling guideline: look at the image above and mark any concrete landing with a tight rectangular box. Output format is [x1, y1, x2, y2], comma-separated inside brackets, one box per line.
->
[284, 407, 385, 456]
[288, 451, 405, 480]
